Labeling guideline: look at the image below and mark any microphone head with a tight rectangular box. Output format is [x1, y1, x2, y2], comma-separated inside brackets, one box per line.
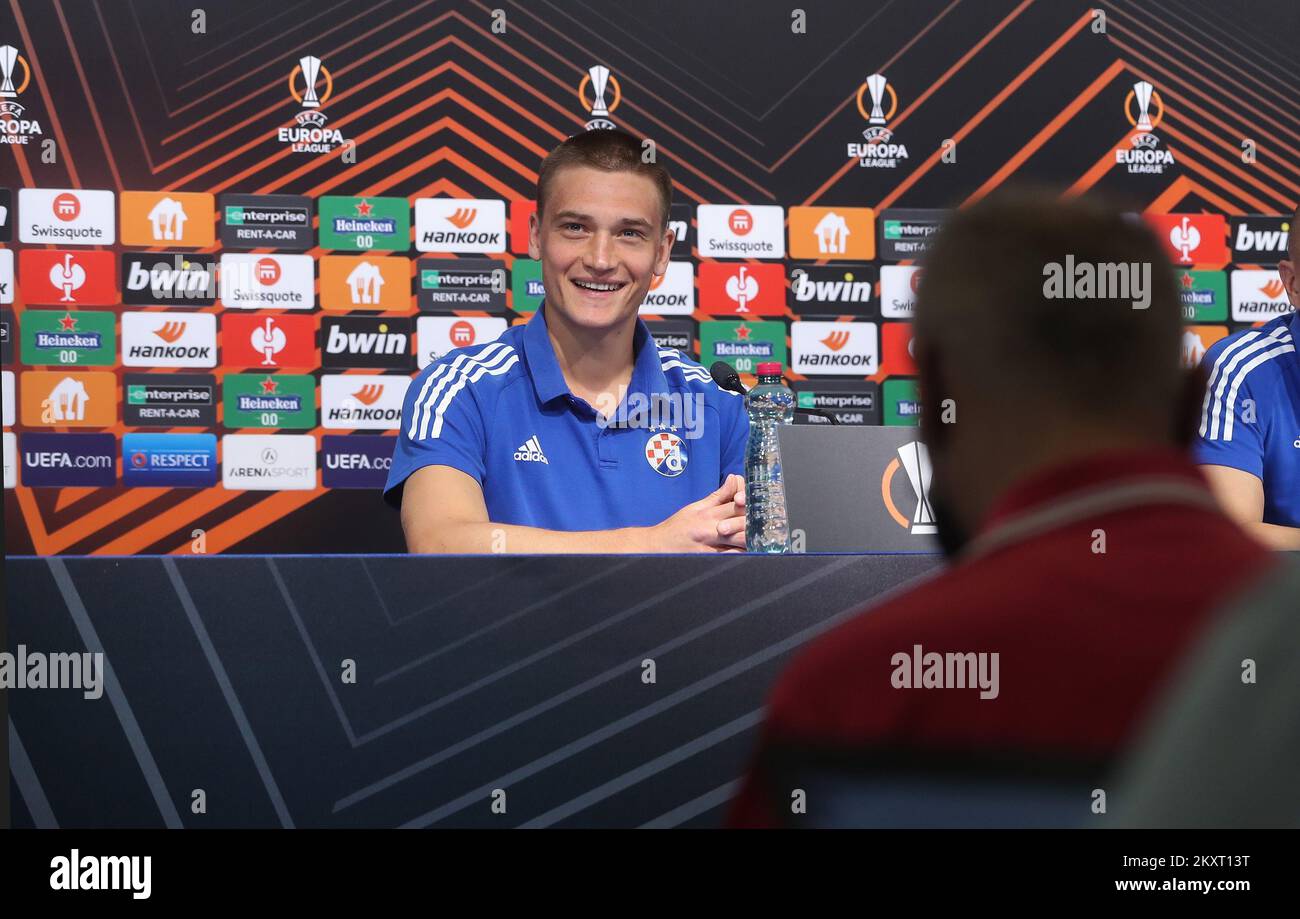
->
[709, 360, 745, 394]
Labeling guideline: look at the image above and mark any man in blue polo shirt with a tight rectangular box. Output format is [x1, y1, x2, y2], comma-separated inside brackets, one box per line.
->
[1196, 206, 1300, 549]
[385, 129, 750, 553]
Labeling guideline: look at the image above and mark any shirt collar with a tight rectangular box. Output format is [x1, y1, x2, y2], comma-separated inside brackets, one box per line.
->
[521, 302, 672, 411]
[1290, 308, 1300, 346]
[976, 446, 1209, 536]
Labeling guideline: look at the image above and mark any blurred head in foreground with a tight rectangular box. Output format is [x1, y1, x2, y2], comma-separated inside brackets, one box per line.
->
[913, 191, 1192, 555]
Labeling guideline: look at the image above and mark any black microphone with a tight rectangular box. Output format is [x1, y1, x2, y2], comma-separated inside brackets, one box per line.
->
[709, 361, 746, 395]
[708, 361, 840, 424]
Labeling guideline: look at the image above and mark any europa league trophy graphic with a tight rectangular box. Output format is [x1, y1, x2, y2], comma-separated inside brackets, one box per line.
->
[584, 65, 616, 130]
[898, 441, 937, 535]
[0, 45, 18, 98]
[299, 55, 323, 108]
[1133, 80, 1154, 132]
[866, 73, 888, 125]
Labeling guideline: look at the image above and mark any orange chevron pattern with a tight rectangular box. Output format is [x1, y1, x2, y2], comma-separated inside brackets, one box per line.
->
[2, 0, 1297, 555]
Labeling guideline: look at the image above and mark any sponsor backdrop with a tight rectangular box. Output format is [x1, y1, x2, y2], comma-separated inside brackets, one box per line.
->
[0, 0, 1296, 554]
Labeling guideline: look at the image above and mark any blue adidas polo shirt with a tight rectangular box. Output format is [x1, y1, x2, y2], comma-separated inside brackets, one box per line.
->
[1195, 310, 1300, 527]
[385, 304, 750, 531]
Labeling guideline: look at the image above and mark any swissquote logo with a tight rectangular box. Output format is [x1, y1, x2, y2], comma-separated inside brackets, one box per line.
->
[19, 188, 115, 244]
[1118, 80, 1174, 175]
[514, 435, 548, 464]
[219, 254, 314, 309]
[416, 315, 507, 368]
[281, 55, 350, 154]
[580, 65, 620, 130]
[882, 440, 936, 535]
[0, 45, 43, 144]
[850, 73, 908, 168]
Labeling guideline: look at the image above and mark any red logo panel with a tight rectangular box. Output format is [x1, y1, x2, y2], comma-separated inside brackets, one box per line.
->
[221, 314, 318, 368]
[1144, 214, 1229, 267]
[19, 250, 118, 305]
[698, 262, 786, 315]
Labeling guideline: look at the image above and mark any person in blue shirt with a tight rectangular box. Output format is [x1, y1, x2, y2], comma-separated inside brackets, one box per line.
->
[1196, 207, 1300, 549]
[386, 129, 750, 553]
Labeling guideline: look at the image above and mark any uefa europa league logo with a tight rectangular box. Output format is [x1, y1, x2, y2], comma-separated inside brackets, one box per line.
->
[299, 55, 323, 108]
[1133, 80, 1154, 132]
[898, 441, 936, 535]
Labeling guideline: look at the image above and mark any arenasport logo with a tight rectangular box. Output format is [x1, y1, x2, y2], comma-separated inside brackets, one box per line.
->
[1117, 80, 1174, 175]
[0, 45, 44, 144]
[280, 54, 350, 154]
[849, 73, 908, 168]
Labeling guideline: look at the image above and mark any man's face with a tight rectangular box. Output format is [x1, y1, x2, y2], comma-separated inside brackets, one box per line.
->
[529, 165, 673, 333]
[1279, 239, 1298, 309]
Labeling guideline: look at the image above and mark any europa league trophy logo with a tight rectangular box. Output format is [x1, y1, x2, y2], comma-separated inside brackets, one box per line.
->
[1133, 80, 1154, 132]
[0, 45, 18, 98]
[898, 441, 937, 535]
[299, 55, 323, 108]
[866, 73, 888, 125]
[582, 64, 619, 130]
[588, 65, 611, 119]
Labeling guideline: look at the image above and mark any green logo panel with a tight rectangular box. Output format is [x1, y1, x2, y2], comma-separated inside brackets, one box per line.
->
[883, 377, 920, 426]
[318, 196, 410, 251]
[511, 259, 544, 313]
[223, 373, 316, 429]
[1175, 269, 1227, 323]
[698, 321, 787, 374]
[21, 310, 117, 366]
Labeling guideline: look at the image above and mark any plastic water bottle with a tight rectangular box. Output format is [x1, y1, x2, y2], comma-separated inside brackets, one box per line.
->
[745, 362, 795, 553]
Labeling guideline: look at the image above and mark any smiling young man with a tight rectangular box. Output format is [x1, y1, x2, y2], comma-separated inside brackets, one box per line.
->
[385, 129, 750, 553]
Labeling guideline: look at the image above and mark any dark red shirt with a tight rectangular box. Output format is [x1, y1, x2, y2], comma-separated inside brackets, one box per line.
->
[729, 448, 1274, 827]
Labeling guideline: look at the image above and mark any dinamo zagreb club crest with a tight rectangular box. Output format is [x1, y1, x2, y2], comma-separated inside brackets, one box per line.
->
[645, 431, 688, 477]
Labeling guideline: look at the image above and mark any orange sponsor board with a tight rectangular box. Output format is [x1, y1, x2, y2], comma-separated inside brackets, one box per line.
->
[120, 191, 216, 247]
[20, 371, 118, 427]
[320, 255, 411, 312]
[788, 206, 875, 260]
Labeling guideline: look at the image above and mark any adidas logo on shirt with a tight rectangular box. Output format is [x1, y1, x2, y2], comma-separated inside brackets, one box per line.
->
[514, 435, 548, 464]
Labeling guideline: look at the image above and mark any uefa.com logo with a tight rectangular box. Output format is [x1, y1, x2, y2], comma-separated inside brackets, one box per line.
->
[280, 55, 351, 154]
[0, 44, 44, 145]
[579, 65, 620, 131]
[848, 73, 908, 169]
[1117, 80, 1174, 175]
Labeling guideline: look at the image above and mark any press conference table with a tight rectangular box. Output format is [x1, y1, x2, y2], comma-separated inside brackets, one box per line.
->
[6, 552, 941, 828]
